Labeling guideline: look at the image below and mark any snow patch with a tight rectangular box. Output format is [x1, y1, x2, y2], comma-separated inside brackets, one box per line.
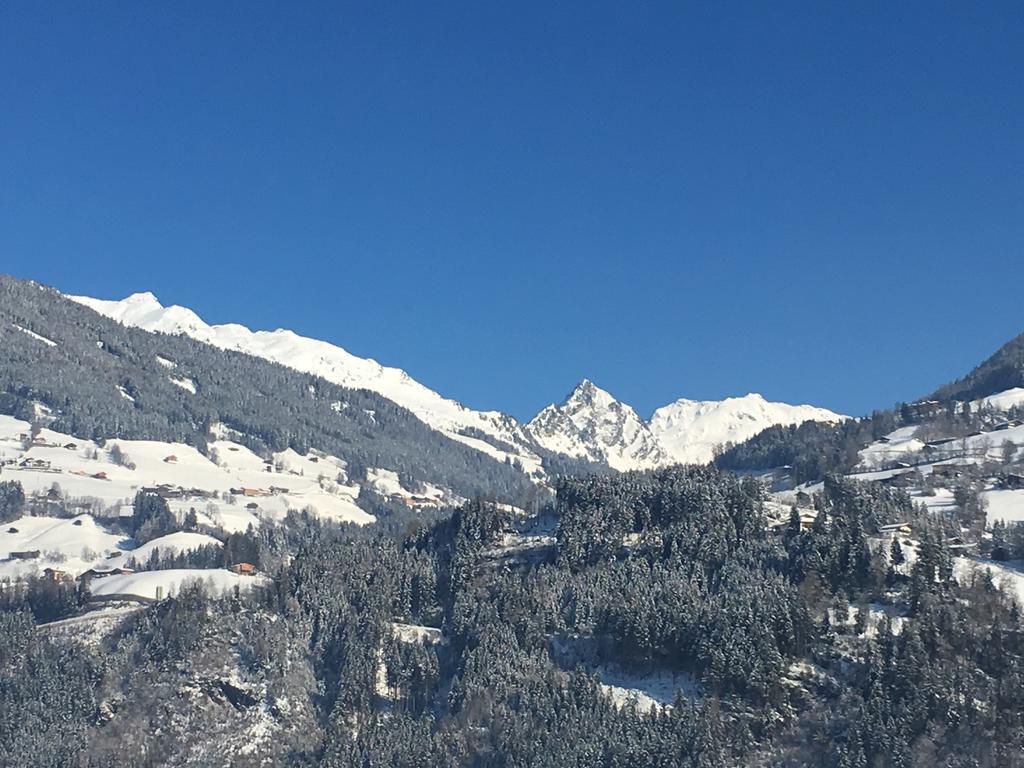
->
[12, 323, 57, 347]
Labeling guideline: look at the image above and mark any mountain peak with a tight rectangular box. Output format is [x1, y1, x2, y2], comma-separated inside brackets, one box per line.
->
[528, 380, 667, 471]
[564, 379, 618, 409]
[124, 291, 161, 307]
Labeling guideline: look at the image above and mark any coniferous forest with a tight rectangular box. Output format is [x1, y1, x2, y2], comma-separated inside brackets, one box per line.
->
[3, 466, 1024, 767]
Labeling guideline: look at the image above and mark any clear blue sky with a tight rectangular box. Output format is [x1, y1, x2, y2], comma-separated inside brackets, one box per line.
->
[2, 2, 1022, 420]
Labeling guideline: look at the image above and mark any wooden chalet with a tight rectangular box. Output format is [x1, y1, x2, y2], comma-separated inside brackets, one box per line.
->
[9, 550, 41, 560]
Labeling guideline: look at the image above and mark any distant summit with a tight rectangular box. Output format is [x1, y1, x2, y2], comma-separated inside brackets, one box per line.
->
[528, 381, 845, 470]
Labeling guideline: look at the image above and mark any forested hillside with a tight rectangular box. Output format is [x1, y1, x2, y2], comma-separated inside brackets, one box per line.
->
[0, 276, 533, 501]
[715, 412, 896, 483]
[4, 466, 1024, 766]
[931, 330, 1024, 402]
[716, 327, 1024, 483]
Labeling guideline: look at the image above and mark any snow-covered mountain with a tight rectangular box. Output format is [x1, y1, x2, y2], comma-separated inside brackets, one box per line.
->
[528, 383, 845, 469]
[650, 394, 846, 464]
[69, 291, 845, 474]
[527, 380, 668, 471]
[69, 291, 547, 479]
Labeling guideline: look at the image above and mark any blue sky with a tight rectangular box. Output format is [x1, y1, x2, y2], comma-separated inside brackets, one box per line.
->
[1, 2, 1022, 420]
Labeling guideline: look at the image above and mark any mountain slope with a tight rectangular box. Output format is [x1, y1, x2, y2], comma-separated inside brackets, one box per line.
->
[931, 329, 1024, 403]
[70, 292, 547, 479]
[0, 276, 534, 502]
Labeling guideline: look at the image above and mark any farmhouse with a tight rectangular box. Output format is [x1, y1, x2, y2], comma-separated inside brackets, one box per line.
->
[19, 458, 52, 470]
[878, 522, 913, 537]
[232, 487, 270, 498]
[77, 566, 134, 582]
[931, 464, 964, 480]
[43, 567, 69, 582]
[8, 550, 41, 560]
[878, 470, 915, 488]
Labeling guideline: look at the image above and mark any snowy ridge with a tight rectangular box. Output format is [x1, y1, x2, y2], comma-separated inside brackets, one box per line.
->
[69, 292, 547, 479]
[528, 382, 845, 469]
[650, 393, 846, 464]
[69, 291, 844, 474]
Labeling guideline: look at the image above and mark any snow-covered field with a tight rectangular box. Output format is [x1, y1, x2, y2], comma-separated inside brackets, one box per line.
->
[977, 387, 1024, 412]
[858, 405, 1024, 472]
[0, 515, 228, 582]
[954, 558, 1024, 606]
[0, 411, 389, 582]
[0, 413, 374, 531]
[984, 489, 1024, 525]
[111, 531, 222, 565]
[89, 568, 268, 601]
[0, 514, 129, 580]
[596, 666, 698, 713]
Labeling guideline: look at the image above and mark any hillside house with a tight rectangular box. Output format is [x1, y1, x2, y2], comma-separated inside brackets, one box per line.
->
[142, 485, 184, 499]
[878, 522, 913, 537]
[233, 487, 269, 498]
[9, 550, 40, 560]
[931, 464, 964, 480]
[769, 510, 819, 533]
[77, 566, 134, 582]
[63, 443, 77, 450]
[229, 562, 256, 575]
[43, 567, 69, 582]
[879, 470, 915, 488]
[19, 458, 51, 470]
[163, 455, 178, 464]
[945, 536, 975, 552]
[798, 514, 818, 531]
